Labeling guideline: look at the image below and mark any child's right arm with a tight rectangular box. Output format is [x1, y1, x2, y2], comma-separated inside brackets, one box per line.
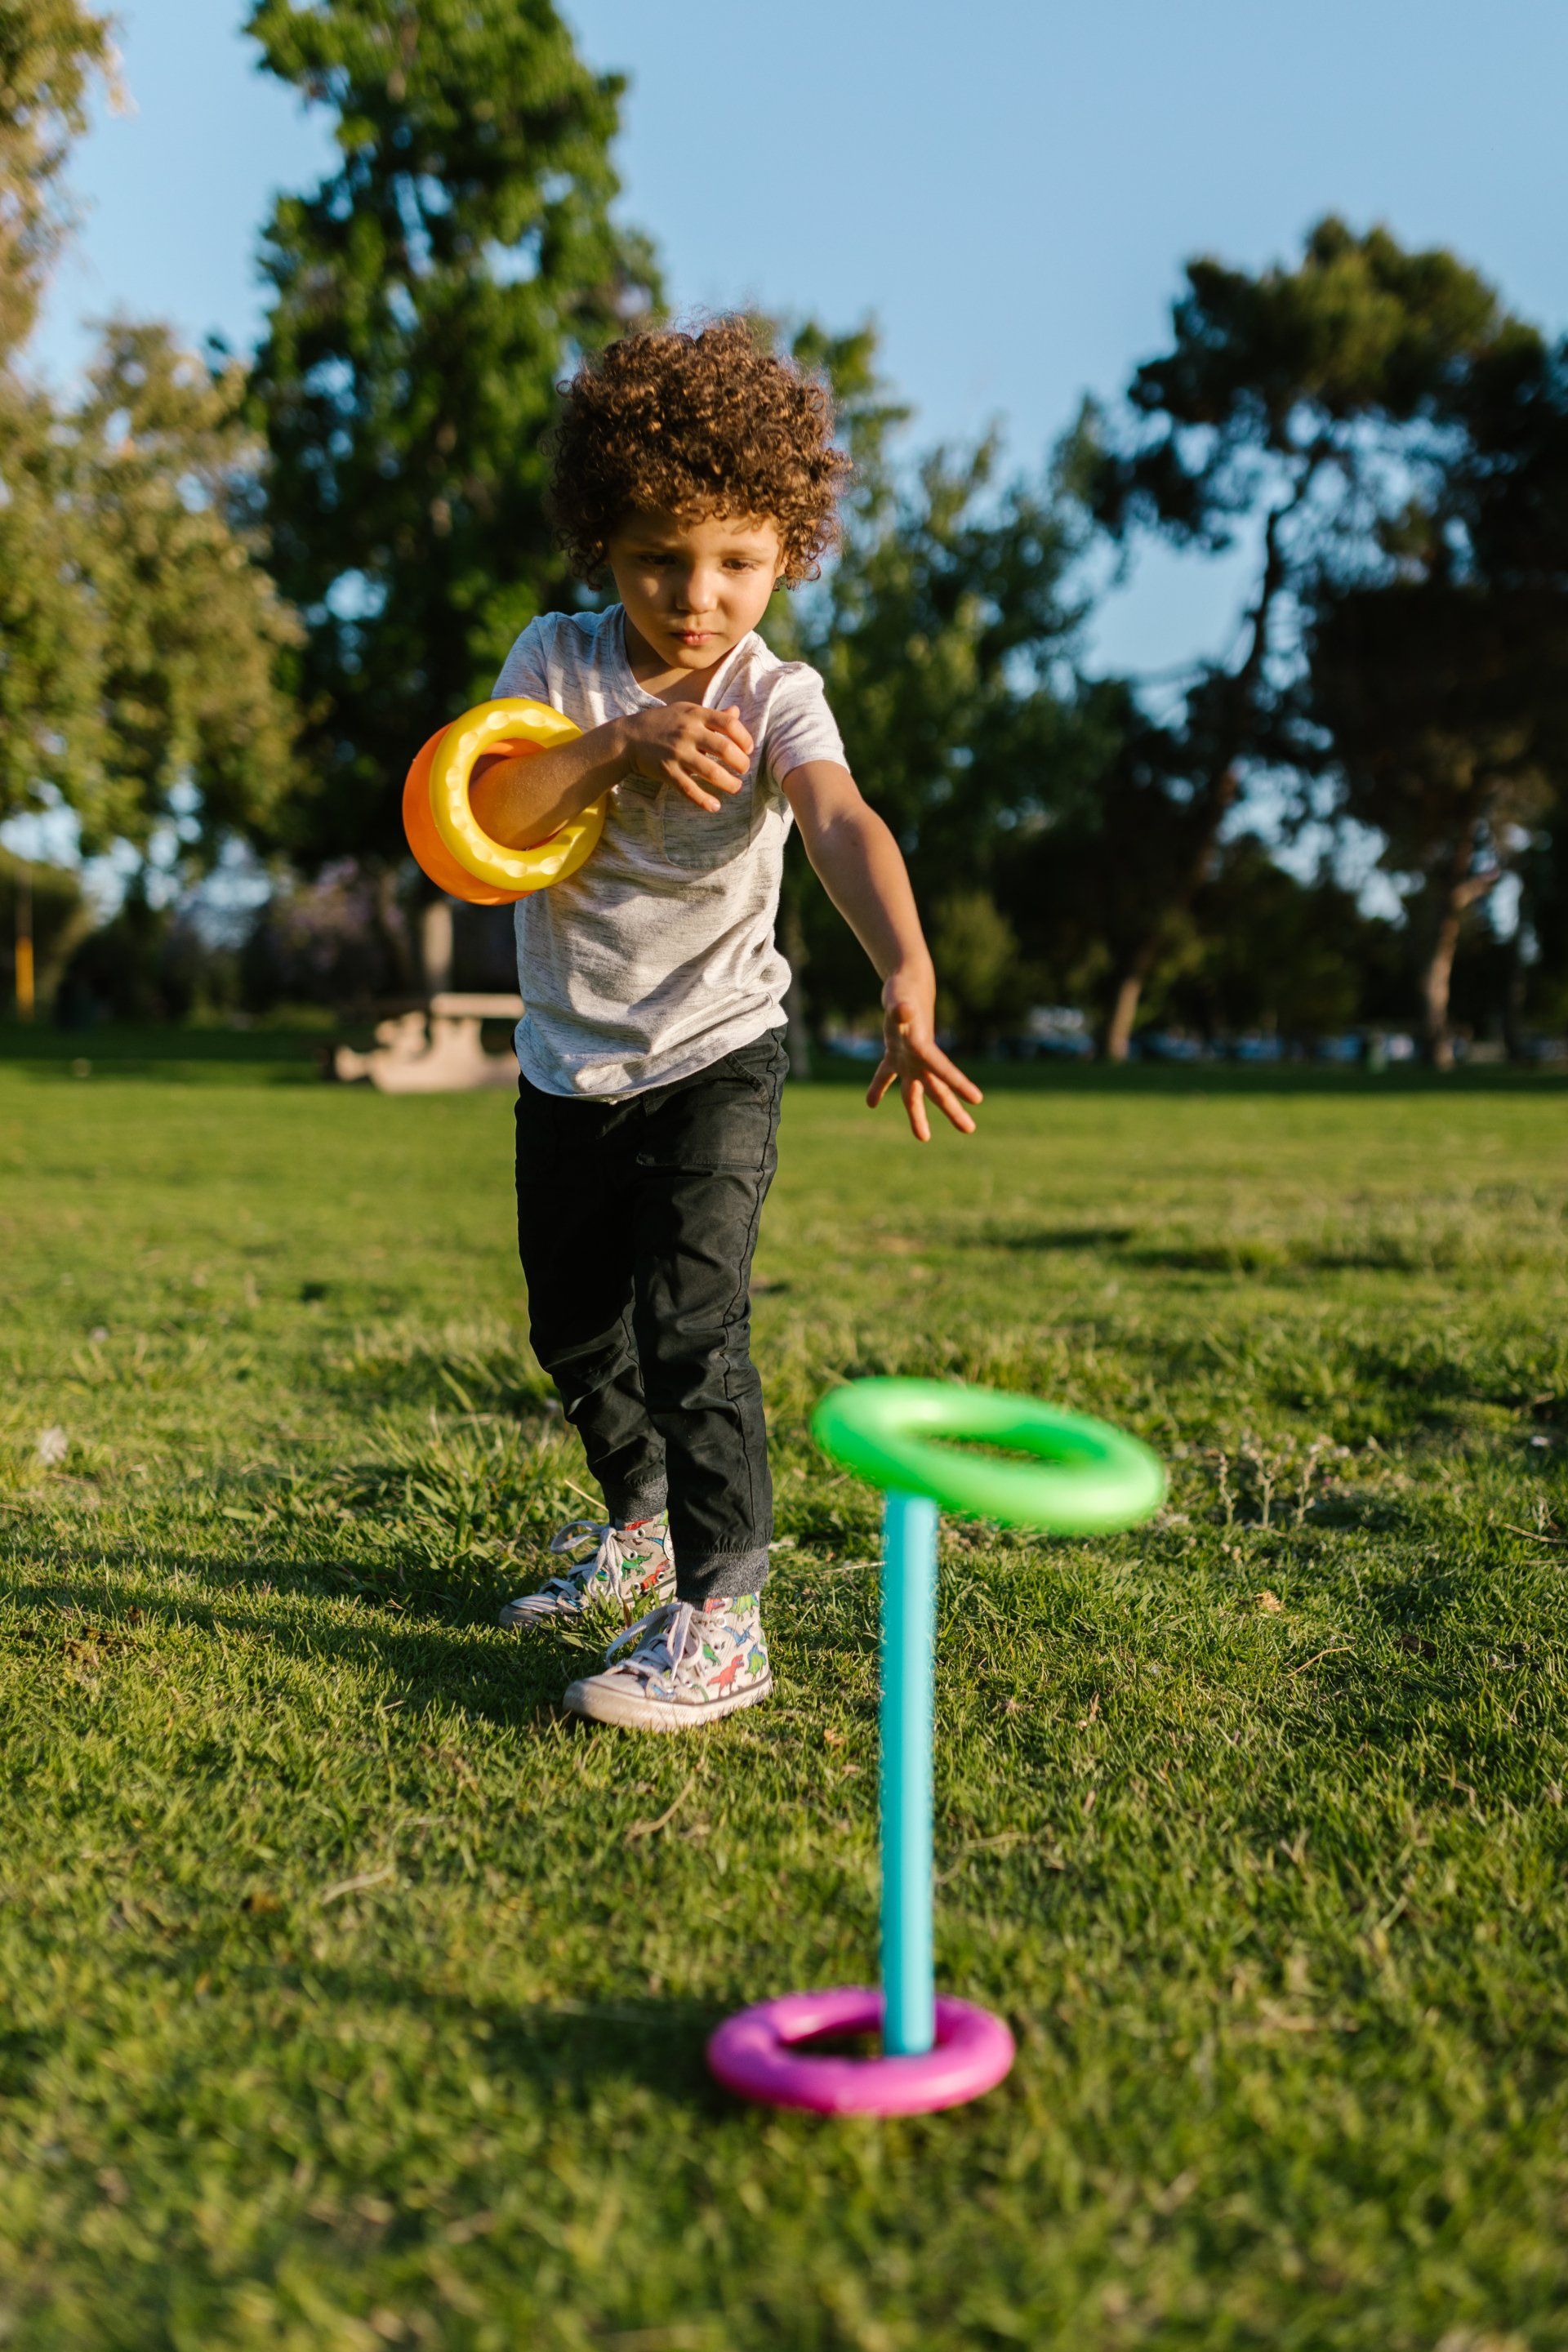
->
[470, 705, 755, 849]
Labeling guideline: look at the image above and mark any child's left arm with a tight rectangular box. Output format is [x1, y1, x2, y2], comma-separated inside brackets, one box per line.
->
[780, 760, 983, 1143]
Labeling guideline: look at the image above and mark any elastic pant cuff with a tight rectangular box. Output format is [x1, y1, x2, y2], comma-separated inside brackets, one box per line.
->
[676, 1546, 771, 1604]
[606, 1484, 669, 1529]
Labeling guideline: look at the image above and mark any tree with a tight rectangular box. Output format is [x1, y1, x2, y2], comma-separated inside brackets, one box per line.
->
[1303, 579, 1560, 1064]
[1178, 834, 1406, 1044]
[247, 0, 662, 870]
[1299, 331, 1568, 1064]
[2, 323, 302, 860]
[2, 7, 300, 908]
[0, 0, 116, 363]
[1, 2, 116, 835]
[1453, 333, 1568, 1045]
[1076, 217, 1527, 1058]
[775, 422, 1095, 1038]
[929, 888, 1027, 1048]
[993, 677, 1218, 1038]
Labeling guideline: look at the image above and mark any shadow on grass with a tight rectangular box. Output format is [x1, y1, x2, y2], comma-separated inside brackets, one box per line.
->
[955, 1223, 1138, 1254]
[293, 1971, 732, 2109]
[0, 1020, 332, 1085]
[0, 1556, 584, 1734]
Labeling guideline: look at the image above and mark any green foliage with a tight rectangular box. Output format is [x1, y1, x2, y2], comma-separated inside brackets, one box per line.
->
[0, 372, 101, 815]
[800, 433, 1088, 886]
[1065, 219, 1535, 1054]
[2, 324, 302, 858]
[1091, 217, 1524, 549]
[247, 0, 662, 866]
[0, 0, 116, 361]
[1182, 835, 1410, 1039]
[2, 1054, 1568, 2341]
[2, 15, 301, 875]
[929, 886, 1027, 1044]
[1299, 336, 1568, 1057]
[1306, 578, 1559, 883]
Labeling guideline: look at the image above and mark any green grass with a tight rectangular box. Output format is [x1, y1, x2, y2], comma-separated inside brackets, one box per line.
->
[2, 1037, 1566, 2350]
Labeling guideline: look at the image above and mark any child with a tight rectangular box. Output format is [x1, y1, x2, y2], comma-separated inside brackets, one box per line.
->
[474, 317, 981, 1731]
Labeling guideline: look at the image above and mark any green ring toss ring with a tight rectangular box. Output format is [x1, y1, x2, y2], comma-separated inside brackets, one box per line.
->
[811, 1376, 1165, 1533]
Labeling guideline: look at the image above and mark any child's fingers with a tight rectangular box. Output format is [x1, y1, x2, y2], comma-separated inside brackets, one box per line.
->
[902, 1076, 932, 1143]
[866, 1054, 897, 1108]
[715, 705, 755, 755]
[700, 727, 751, 775]
[916, 1040, 984, 1103]
[670, 755, 741, 804]
[925, 1073, 978, 1134]
[670, 770, 723, 813]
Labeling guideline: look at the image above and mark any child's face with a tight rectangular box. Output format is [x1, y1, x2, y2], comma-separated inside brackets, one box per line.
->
[606, 506, 784, 672]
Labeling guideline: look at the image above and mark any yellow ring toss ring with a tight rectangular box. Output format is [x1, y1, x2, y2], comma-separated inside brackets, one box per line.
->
[426, 698, 605, 897]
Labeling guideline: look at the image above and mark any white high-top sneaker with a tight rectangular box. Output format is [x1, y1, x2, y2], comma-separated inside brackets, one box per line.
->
[563, 1592, 771, 1730]
[498, 1517, 675, 1628]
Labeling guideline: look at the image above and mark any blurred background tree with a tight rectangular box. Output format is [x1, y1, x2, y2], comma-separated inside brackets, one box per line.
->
[1069, 218, 1530, 1058]
[773, 417, 1100, 1047]
[3, 6, 1567, 1058]
[1303, 579, 1560, 1065]
[0, 0, 117, 358]
[246, 0, 662, 881]
[2, 5, 299, 872]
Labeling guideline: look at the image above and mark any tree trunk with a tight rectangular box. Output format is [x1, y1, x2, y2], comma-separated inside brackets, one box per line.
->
[1103, 950, 1156, 1064]
[1421, 859, 1499, 1070]
[420, 898, 454, 996]
[1100, 765, 1241, 1061]
[1098, 472, 1312, 1063]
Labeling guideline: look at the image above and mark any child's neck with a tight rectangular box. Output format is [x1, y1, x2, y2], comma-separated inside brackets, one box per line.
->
[621, 608, 746, 706]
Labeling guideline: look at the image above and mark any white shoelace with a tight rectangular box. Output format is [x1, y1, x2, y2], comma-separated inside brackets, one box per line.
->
[605, 1600, 697, 1682]
[533, 1518, 644, 1606]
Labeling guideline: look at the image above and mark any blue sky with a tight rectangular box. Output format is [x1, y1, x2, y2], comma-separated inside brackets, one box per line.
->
[33, 0, 1568, 684]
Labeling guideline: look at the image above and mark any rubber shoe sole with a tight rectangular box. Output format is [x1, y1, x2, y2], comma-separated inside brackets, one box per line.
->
[562, 1669, 773, 1731]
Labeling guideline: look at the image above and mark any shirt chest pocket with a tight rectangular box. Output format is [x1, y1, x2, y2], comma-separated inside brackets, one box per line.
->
[659, 769, 760, 873]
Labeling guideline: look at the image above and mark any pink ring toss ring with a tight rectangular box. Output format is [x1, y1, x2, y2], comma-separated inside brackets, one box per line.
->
[706, 1988, 1016, 2117]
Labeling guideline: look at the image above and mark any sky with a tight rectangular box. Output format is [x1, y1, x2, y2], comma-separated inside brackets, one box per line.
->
[33, 0, 1568, 684]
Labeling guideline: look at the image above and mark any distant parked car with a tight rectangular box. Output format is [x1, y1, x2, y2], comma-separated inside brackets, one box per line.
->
[1009, 1006, 1094, 1060]
[1316, 1033, 1363, 1064]
[1136, 1030, 1207, 1062]
[1229, 1033, 1283, 1062]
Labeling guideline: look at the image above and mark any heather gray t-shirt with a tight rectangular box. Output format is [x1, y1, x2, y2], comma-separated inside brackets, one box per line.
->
[492, 605, 846, 1098]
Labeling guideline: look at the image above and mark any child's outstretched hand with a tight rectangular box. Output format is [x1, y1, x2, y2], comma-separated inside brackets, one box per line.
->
[866, 973, 982, 1143]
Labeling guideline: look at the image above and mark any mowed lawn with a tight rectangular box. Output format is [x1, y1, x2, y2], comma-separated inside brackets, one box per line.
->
[2, 1033, 1567, 2351]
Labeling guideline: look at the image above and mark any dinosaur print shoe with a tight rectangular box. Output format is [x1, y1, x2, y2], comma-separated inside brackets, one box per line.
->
[562, 1593, 771, 1731]
[499, 1516, 675, 1629]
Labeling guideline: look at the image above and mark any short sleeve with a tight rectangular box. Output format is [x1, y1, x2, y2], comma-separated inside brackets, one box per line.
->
[764, 666, 847, 786]
[492, 615, 553, 702]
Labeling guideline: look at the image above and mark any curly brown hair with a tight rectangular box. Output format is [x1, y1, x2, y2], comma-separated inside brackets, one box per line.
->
[545, 315, 852, 588]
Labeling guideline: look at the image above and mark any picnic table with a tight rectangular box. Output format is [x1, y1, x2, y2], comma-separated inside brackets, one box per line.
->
[332, 993, 522, 1093]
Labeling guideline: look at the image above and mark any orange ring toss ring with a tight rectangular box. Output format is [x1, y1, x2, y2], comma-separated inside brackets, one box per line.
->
[401, 698, 606, 904]
[431, 699, 602, 897]
[401, 728, 516, 905]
